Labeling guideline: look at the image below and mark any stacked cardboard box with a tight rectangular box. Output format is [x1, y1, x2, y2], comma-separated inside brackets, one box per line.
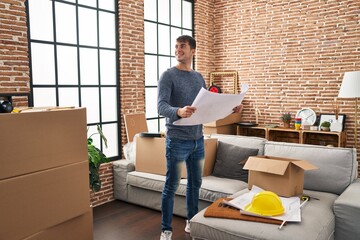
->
[203, 113, 242, 135]
[0, 108, 92, 240]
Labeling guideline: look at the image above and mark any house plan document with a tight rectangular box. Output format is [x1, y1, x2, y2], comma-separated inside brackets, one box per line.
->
[173, 83, 249, 126]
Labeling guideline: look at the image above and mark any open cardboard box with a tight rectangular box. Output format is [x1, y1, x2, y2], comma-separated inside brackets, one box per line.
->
[203, 112, 241, 135]
[203, 124, 237, 135]
[124, 113, 218, 178]
[203, 112, 242, 127]
[243, 156, 318, 197]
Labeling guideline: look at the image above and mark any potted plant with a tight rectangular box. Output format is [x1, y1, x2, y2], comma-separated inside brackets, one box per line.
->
[280, 112, 292, 128]
[320, 121, 331, 131]
[88, 125, 109, 192]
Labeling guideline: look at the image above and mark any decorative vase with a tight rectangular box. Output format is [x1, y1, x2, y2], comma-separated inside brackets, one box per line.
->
[283, 122, 290, 128]
[321, 126, 330, 131]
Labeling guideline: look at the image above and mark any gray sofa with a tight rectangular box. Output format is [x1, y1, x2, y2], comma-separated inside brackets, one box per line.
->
[113, 134, 359, 240]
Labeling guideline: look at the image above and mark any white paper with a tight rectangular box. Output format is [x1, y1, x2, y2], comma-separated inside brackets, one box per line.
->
[223, 186, 302, 222]
[173, 83, 249, 126]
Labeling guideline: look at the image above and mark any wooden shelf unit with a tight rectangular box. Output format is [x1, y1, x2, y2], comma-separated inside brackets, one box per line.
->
[302, 130, 346, 147]
[268, 128, 302, 144]
[237, 126, 268, 139]
[237, 126, 346, 147]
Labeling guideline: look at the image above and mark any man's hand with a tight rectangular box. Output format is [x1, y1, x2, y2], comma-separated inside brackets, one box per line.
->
[177, 106, 196, 118]
[232, 104, 243, 113]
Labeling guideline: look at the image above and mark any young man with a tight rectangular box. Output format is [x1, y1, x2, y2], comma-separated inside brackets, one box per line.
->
[158, 35, 242, 239]
[157, 35, 204, 240]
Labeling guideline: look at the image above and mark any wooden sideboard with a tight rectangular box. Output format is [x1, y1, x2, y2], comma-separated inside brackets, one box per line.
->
[237, 125, 346, 147]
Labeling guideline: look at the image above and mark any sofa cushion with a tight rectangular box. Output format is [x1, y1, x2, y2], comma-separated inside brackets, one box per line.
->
[190, 190, 337, 240]
[264, 141, 358, 195]
[209, 134, 266, 155]
[127, 171, 247, 203]
[212, 141, 259, 182]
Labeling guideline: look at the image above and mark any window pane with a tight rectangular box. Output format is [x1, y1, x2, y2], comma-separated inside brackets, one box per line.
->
[158, 0, 169, 24]
[158, 25, 170, 55]
[144, 22, 157, 54]
[159, 56, 171, 76]
[171, 56, 177, 67]
[33, 88, 56, 106]
[144, 0, 157, 21]
[99, 12, 116, 48]
[147, 119, 158, 133]
[31, 43, 55, 85]
[145, 88, 158, 118]
[81, 87, 100, 123]
[171, 27, 182, 56]
[145, 55, 158, 86]
[171, 0, 181, 27]
[79, 7, 98, 47]
[57, 45, 78, 85]
[102, 123, 119, 158]
[99, 0, 115, 11]
[78, 0, 96, 7]
[100, 50, 116, 85]
[28, 0, 53, 41]
[87, 125, 101, 148]
[58, 87, 79, 107]
[183, 1, 192, 29]
[80, 47, 98, 85]
[160, 118, 166, 132]
[55, 2, 76, 44]
[101, 87, 117, 122]
[183, 29, 192, 37]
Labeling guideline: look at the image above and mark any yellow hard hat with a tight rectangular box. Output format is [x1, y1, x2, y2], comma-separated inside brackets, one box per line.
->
[245, 191, 284, 216]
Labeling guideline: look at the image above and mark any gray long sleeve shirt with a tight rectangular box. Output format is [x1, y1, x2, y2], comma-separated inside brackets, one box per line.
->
[157, 67, 206, 140]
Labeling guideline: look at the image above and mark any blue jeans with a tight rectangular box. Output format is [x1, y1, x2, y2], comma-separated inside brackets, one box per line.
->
[161, 137, 204, 232]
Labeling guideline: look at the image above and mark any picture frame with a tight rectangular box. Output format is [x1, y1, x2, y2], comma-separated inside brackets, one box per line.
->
[319, 114, 346, 132]
[209, 71, 238, 94]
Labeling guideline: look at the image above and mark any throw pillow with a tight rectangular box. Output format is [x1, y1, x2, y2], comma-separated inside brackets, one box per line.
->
[212, 141, 259, 182]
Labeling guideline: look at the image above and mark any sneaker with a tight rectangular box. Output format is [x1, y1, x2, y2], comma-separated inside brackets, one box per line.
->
[160, 230, 172, 240]
[185, 220, 191, 233]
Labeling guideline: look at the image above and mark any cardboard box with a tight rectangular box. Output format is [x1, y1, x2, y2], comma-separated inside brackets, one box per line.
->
[203, 112, 242, 127]
[24, 209, 93, 240]
[0, 161, 90, 240]
[243, 156, 318, 197]
[136, 137, 217, 178]
[203, 124, 237, 135]
[0, 108, 87, 180]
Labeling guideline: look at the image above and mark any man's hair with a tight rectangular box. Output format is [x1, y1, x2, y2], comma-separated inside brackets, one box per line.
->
[176, 35, 196, 49]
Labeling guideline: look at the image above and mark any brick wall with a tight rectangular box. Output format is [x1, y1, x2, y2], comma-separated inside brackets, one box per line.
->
[1, 0, 359, 207]
[201, 0, 360, 149]
[199, 0, 360, 174]
[90, 163, 114, 207]
[0, 0, 29, 107]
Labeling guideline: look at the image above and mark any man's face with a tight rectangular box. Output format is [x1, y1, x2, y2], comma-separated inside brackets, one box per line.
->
[175, 40, 195, 63]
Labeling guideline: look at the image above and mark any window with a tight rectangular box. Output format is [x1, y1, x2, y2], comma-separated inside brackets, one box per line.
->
[144, 0, 194, 132]
[26, 0, 120, 159]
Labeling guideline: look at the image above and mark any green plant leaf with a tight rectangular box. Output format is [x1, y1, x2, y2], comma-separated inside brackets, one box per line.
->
[87, 124, 109, 192]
